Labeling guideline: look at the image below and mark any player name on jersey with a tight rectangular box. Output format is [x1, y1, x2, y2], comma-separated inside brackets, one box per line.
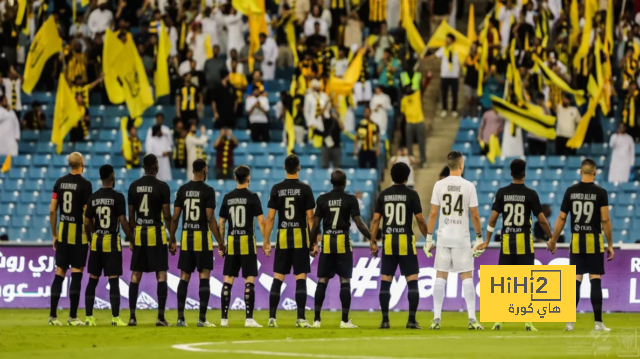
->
[59, 183, 78, 190]
[504, 195, 526, 202]
[570, 193, 598, 201]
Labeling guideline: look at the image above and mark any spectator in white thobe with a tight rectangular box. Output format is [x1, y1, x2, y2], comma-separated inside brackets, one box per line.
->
[186, 124, 209, 181]
[0, 96, 20, 156]
[608, 123, 636, 183]
[145, 113, 172, 150]
[259, 33, 278, 80]
[88, 0, 113, 37]
[145, 125, 173, 181]
[369, 86, 392, 133]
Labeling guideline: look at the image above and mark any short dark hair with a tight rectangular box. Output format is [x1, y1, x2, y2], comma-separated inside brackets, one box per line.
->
[143, 154, 158, 169]
[446, 151, 463, 170]
[446, 33, 456, 42]
[330, 169, 347, 187]
[284, 154, 300, 174]
[99, 164, 114, 180]
[581, 158, 597, 175]
[390, 162, 411, 184]
[193, 159, 207, 173]
[234, 165, 251, 184]
[510, 159, 526, 180]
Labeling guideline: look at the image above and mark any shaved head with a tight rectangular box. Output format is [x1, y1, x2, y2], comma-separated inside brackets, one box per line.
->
[330, 169, 347, 187]
[68, 152, 84, 170]
[581, 159, 597, 175]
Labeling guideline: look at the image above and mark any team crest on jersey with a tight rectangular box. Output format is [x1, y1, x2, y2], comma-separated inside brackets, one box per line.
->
[504, 227, 511, 234]
[326, 229, 332, 234]
[386, 227, 392, 234]
[444, 218, 450, 225]
[281, 222, 288, 228]
[574, 224, 581, 232]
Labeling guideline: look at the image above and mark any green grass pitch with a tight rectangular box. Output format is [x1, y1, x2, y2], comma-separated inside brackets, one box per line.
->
[1, 310, 638, 358]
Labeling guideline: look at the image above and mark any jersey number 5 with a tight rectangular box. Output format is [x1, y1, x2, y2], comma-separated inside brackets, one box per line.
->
[442, 194, 464, 216]
[285, 197, 295, 220]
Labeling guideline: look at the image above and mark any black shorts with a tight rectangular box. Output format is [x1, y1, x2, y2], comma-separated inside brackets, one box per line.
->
[317, 252, 353, 279]
[273, 248, 311, 275]
[55, 242, 88, 270]
[130, 245, 169, 273]
[381, 254, 419, 277]
[88, 250, 123, 277]
[178, 249, 214, 273]
[223, 254, 258, 278]
[499, 252, 535, 266]
[571, 252, 605, 275]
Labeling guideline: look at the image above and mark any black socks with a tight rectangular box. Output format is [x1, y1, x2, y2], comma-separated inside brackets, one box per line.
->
[69, 272, 83, 318]
[177, 279, 188, 321]
[221, 282, 232, 320]
[109, 277, 120, 317]
[199, 278, 210, 322]
[269, 278, 283, 319]
[590, 278, 603, 322]
[85, 277, 99, 317]
[295, 279, 307, 320]
[314, 282, 328, 322]
[157, 281, 168, 321]
[245, 283, 255, 319]
[407, 280, 419, 323]
[576, 280, 582, 307]
[50, 275, 65, 318]
[129, 282, 139, 320]
[379, 280, 391, 323]
[340, 282, 351, 323]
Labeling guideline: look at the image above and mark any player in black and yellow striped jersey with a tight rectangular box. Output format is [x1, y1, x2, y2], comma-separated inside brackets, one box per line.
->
[218, 165, 266, 328]
[48, 152, 93, 327]
[170, 159, 226, 328]
[309, 169, 372, 329]
[263, 155, 317, 328]
[480, 159, 553, 331]
[370, 162, 428, 330]
[127, 154, 174, 327]
[83, 165, 134, 327]
[549, 159, 614, 332]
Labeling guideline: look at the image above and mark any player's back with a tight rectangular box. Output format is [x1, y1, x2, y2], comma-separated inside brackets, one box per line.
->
[561, 182, 608, 254]
[54, 173, 93, 245]
[493, 183, 542, 255]
[376, 184, 422, 255]
[87, 188, 126, 252]
[128, 175, 171, 246]
[431, 175, 478, 247]
[267, 179, 315, 249]
[220, 188, 263, 255]
[316, 189, 360, 253]
[176, 180, 216, 251]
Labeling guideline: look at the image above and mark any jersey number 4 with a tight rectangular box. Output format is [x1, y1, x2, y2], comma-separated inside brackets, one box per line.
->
[442, 194, 463, 216]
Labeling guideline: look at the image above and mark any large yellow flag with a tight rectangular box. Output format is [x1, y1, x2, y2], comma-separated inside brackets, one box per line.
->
[285, 16, 299, 66]
[16, 0, 26, 25]
[605, 0, 613, 53]
[329, 49, 365, 96]
[569, 0, 579, 48]
[467, 4, 477, 43]
[155, 22, 171, 99]
[402, 0, 425, 54]
[233, 0, 262, 15]
[23, 17, 63, 94]
[51, 74, 84, 154]
[476, 16, 490, 97]
[103, 29, 125, 104]
[426, 20, 471, 61]
[532, 54, 585, 105]
[491, 96, 557, 140]
[567, 84, 604, 149]
[111, 37, 154, 118]
[248, 0, 267, 72]
[573, 0, 593, 69]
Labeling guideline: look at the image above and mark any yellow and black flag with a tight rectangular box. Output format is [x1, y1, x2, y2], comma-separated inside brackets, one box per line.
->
[491, 96, 557, 140]
[110, 35, 154, 118]
[23, 16, 63, 94]
[51, 74, 84, 154]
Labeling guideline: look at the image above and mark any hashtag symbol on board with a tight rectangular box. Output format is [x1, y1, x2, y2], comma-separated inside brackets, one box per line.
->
[351, 257, 381, 297]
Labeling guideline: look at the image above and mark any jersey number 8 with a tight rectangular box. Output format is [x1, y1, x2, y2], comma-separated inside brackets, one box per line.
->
[63, 192, 72, 213]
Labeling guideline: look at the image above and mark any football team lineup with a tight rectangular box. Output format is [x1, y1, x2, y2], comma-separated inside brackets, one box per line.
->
[3, 151, 635, 358]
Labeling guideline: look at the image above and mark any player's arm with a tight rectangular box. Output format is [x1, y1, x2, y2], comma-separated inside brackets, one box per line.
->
[83, 215, 94, 244]
[207, 208, 226, 254]
[256, 214, 266, 239]
[128, 205, 136, 235]
[169, 206, 182, 244]
[469, 206, 484, 254]
[548, 211, 567, 254]
[263, 208, 276, 246]
[49, 197, 59, 249]
[481, 210, 500, 250]
[307, 209, 319, 256]
[415, 213, 428, 238]
[601, 205, 614, 261]
[120, 215, 134, 240]
[353, 216, 372, 240]
[535, 212, 554, 240]
[369, 212, 381, 257]
[218, 217, 226, 239]
[309, 216, 322, 245]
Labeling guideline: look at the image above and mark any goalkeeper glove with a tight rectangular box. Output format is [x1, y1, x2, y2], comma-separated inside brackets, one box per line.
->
[472, 235, 485, 258]
[423, 233, 434, 258]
